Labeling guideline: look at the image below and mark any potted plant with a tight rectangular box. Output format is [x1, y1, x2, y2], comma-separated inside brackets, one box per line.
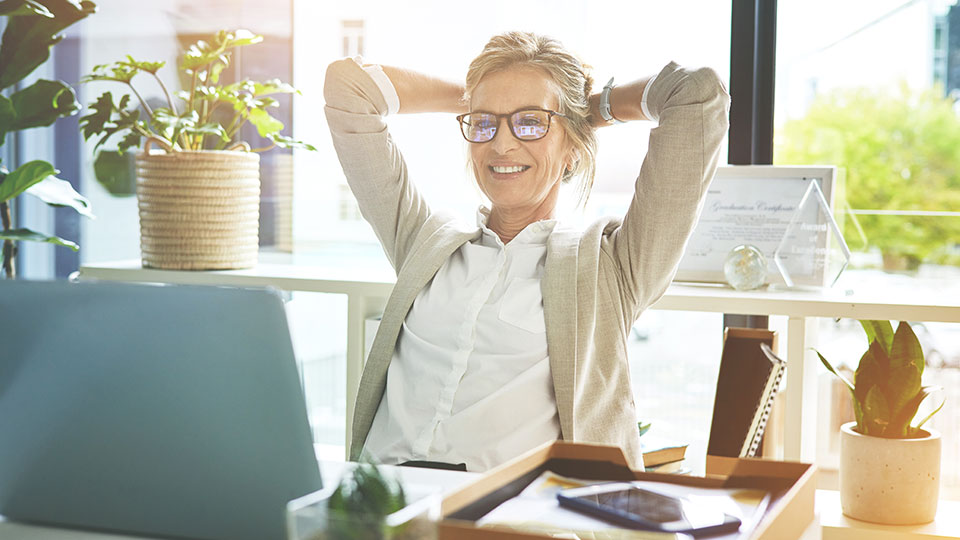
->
[79, 29, 314, 270]
[287, 459, 440, 540]
[0, 0, 97, 279]
[818, 320, 945, 524]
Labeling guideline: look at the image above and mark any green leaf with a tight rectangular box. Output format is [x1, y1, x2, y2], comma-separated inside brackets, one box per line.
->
[151, 108, 197, 147]
[854, 339, 889, 406]
[0, 160, 57, 202]
[0, 79, 78, 145]
[816, 349, 855, 393]
[92, 149, 135, 196]
[116, 130, 141, 154]
[247, 107, 283, 137]
[80, 61, 138, 84]
[24, 176, 94, 217]
[913, 386, 945, 432]
[0, 1, 54, 17]
[0, 227, 78, 251]
[79, 91, 116, 141]
[890, 385, 943, 438]
[0, 0, 98, 90]
[885, 363, 921, 422]
[860, 320, 894, 355]
[0, 95, 14, 144]
[637, 421, 651, 438]
[10, 78, 79, 124]
[119, 54, 164, 74]
[890, 321, 923, 372]
[181, 122, 229, 142]
[269, 133, 316, 151]
[181, 29, 261, 73]
[862, 385, 890, 436]
[250, 78, 297, 96]
[852, 394, 865, 433]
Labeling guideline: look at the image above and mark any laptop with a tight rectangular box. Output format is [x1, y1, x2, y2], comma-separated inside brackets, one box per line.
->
[0, 280, 323, 540]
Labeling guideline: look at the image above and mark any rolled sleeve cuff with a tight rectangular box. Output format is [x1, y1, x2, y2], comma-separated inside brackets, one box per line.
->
[641, 72, 659, 122]
[362, 64, 401, 115]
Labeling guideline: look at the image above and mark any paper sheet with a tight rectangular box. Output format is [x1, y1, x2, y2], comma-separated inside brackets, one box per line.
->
[475, 471, 771, 540]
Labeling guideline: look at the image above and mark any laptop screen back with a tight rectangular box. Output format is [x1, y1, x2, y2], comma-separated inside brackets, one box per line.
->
[0, 280, 322, 540]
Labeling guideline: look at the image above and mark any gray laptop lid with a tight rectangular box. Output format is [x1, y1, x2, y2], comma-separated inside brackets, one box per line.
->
[0, 280, 322, 540]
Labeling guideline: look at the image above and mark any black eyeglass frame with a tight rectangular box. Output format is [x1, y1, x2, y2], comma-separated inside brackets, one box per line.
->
[456, 107, 567, 143]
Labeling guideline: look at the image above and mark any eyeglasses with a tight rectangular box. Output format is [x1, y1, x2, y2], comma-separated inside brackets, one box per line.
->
[456, 108, 566, 143]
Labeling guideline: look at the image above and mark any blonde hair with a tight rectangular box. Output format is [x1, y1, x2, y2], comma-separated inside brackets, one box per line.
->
[463, 31, 597, 207]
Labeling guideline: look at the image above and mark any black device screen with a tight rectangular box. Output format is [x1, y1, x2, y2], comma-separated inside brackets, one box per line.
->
[557, 483, 742, 536]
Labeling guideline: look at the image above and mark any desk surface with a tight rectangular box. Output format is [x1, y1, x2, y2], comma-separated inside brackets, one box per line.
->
[78, 259, 960, 322]
[0, 460, 480, 539]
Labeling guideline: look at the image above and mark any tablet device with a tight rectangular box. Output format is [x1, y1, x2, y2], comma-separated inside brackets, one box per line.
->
[557, 482, 741, 537]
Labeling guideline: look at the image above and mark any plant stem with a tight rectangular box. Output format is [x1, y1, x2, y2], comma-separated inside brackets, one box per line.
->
[126, 82, 153, 119]
[250, 140, 276, 153]
[224, 112, 247, 142]
[195, 61, 215, 149]
[1, 201, 15, 279]
[187, 70, 199, 148]
[150, 72, 177, 114]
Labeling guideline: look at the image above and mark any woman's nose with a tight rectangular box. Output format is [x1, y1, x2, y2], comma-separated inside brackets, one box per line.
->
[489, 117, 519, 152]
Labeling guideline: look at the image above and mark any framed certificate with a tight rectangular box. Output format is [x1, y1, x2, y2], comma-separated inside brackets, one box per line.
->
[675, 165, 838, 287]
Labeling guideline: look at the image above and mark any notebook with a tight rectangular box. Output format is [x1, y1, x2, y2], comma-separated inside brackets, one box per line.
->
[706, 327, 785, 458]
[0, 280, 323, 540]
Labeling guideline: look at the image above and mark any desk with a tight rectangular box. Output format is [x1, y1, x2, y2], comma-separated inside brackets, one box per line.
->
[0, 459, 480, 540]
[76, 258, 960, 462]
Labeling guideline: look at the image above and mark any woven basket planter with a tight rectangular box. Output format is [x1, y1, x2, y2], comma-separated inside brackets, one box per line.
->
[135, 140, 260, 270]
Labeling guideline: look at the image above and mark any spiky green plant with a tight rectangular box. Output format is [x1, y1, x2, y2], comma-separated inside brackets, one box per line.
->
[817, 320, 944, 438]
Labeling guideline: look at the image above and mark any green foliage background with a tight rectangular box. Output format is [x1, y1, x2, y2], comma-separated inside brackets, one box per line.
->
[776, 84, 960, 266]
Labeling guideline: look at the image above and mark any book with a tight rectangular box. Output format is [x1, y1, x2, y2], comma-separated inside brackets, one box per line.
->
[644, 459, 691, 475]
[640, 435, 688, 467]
[707, 327, 785, 458]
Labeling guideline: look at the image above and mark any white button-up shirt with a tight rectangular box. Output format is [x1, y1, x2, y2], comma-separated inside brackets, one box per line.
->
[363, 210, 562, 471]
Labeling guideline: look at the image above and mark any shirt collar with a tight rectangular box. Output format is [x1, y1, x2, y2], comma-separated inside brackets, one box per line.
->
[475, 207, 558, 246]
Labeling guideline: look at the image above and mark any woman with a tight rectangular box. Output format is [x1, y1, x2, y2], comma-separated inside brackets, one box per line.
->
[324, 31, 729, 471]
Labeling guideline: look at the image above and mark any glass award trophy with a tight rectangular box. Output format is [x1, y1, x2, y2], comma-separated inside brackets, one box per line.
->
[773, 180, 851, 288]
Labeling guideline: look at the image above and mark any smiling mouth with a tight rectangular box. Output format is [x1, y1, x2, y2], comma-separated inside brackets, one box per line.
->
[489, 165, 531, 175]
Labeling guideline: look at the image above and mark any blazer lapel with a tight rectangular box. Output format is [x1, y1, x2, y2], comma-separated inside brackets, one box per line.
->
[350, 220, 477, 458]
[543, 229, 580, 442]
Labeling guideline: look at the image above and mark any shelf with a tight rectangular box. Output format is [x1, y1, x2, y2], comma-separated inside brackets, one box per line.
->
[818, 490, 960, 540]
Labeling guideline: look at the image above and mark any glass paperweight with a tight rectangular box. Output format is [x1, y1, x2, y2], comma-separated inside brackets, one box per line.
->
[723, 244, 768, 290]
[287, 481, 441, 540]
[774, 180, 851, 288]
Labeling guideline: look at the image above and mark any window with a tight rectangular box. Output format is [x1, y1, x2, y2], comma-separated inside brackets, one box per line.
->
[776, 0, 960, 498]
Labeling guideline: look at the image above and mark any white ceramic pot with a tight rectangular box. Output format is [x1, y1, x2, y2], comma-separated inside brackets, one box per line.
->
[839, 421, 941, 525]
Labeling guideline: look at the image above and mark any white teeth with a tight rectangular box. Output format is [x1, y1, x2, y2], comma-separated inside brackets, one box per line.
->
[491, 165, 527, 174]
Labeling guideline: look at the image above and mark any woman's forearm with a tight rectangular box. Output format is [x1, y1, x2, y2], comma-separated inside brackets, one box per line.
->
[380, 65, 467, 114]
[587, 76, 655, 127]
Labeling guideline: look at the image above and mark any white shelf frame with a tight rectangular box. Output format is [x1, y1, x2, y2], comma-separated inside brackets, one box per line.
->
[76, 259, 960, 462]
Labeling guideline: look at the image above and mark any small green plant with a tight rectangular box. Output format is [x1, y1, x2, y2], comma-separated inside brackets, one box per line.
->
[78, 29, 315, 188]
[0, 0, 97, 278]
[325, 458, 407, 540]
[817, 320, 945, 438]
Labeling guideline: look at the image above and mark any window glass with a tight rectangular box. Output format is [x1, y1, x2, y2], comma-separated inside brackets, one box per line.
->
[776, 0, 960, 498]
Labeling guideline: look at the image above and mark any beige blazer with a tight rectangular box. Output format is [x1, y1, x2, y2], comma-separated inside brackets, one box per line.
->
[324, 58, 730, 469]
